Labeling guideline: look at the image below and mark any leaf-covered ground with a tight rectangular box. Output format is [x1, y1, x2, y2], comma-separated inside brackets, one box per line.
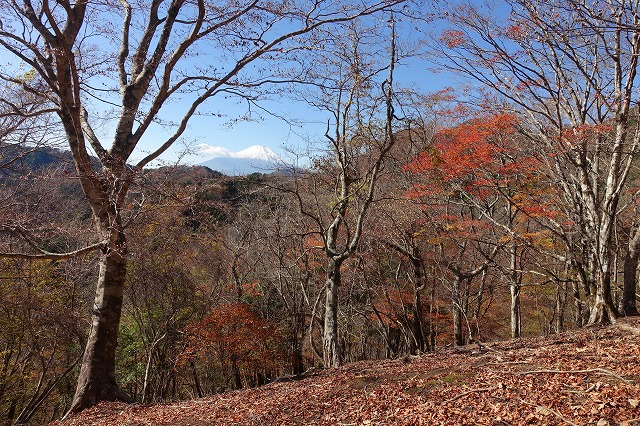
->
[53, 319, 640, 425]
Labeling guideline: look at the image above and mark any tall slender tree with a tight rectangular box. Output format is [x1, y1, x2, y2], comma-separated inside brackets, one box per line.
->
[286, 17, 401, 367]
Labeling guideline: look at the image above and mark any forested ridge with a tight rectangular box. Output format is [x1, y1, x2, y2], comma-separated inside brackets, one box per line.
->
[2, 0, 640, 424]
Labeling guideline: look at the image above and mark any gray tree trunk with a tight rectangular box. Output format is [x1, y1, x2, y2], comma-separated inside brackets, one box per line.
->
[67, 232, 131, 414]
[510, 284, 521, 338]
[323, 258, 342, 367]
[623, 253, 639, 316]
[589, 242, 618, 324]
[509, 241, 521, 338]
[452, 277, 464, 347]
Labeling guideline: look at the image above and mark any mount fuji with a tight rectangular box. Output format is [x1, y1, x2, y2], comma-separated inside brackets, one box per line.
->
[197, 144, 280, 176]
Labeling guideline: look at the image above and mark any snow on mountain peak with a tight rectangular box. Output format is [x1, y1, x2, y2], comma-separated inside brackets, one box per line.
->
[237, 145, 278, 161]
[198, 144, 279, 162]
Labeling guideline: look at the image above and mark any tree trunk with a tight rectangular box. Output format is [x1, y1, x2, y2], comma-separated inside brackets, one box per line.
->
[190, 361, 203, 398]
[623, 252, 640, 316]
[411, 293, 426, 354]
[572, 281, 583, 328]
[410, 256, 427, 354]
[509, 242, 521, 338]
[231, 359, 242, 389]
[510, 283, 521, 338]
[323, 258, 342, 367]
[588, 265, 618, 324]
[554, 282, 566, 333]
[291, 313, 305, 375]
[429, 284, 437, 351]
[66, 240, 131, 415]
[452, 277, 464, 347]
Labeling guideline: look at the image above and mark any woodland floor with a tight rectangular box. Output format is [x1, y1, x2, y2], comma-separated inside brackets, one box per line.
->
[53, 318, 640, 426]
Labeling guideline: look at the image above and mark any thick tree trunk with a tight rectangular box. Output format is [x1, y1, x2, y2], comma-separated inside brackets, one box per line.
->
[623, 252, 640, 316]
[323, 258, 341, 367]
[66, 239, 131, 415]
[588, 266, 618, 324]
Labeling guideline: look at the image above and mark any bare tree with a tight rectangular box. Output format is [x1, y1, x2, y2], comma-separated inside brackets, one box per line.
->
[284, 17, 401, 367]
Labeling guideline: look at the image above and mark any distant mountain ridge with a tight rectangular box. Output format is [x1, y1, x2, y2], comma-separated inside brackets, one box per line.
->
[197, 145, 280, 176]
[0, 144, 283, 178]
[0, 145, 77, 180]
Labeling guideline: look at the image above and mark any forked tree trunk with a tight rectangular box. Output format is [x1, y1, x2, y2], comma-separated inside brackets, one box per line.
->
[589, 265, 618, 324]
[323, 258, 342, 367]
[66, 235, 131, 414]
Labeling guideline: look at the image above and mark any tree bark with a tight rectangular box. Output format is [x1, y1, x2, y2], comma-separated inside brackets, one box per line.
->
[411, 292, 426, 353]
[588, 263, 618, 324]
[572, 281, 583, 328]
[509, 241, 521, 338]
[452, 277, 464, 347]
[510, 283, 521, 338]
[323, 258, 342, 367]
[623, 253, 639, 316]
[554, 282, 566, 333]
[66, 234, 131, 414]
[410, 255, 427, 353]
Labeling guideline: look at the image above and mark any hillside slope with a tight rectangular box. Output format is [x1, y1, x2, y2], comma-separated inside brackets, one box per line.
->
[53, 319, 640, 425]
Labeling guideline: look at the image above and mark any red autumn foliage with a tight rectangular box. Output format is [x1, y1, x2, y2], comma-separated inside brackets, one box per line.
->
[180, 303, 285, 382]
[439, 29, 468, 48]
[505, 23, 527, 40]
[560, 123, 615, 147]
[405, 113, 520, 185]
[405, 113, 558, 221]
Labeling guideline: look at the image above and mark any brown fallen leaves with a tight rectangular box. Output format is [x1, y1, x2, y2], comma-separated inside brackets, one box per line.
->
[52, 319, 640, 425]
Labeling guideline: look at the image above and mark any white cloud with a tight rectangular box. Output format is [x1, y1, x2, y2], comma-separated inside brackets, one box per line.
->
[197, 144, 233, 158]
[198, 144, 279, 161]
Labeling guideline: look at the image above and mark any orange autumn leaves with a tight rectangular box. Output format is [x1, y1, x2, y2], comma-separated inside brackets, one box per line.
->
[406, 113, 520, 191]
[405, 113, 555, 220]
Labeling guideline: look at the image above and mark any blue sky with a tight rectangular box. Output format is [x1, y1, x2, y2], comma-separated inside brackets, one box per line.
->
[167, 39, 455, 166]
[130, 7, 465, 167]
[162, 70, 452, 167]
[0, 2, 500, 168]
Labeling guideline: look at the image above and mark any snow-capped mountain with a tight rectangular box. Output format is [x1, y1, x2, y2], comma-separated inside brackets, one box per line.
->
[197, 144, 280, 176]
